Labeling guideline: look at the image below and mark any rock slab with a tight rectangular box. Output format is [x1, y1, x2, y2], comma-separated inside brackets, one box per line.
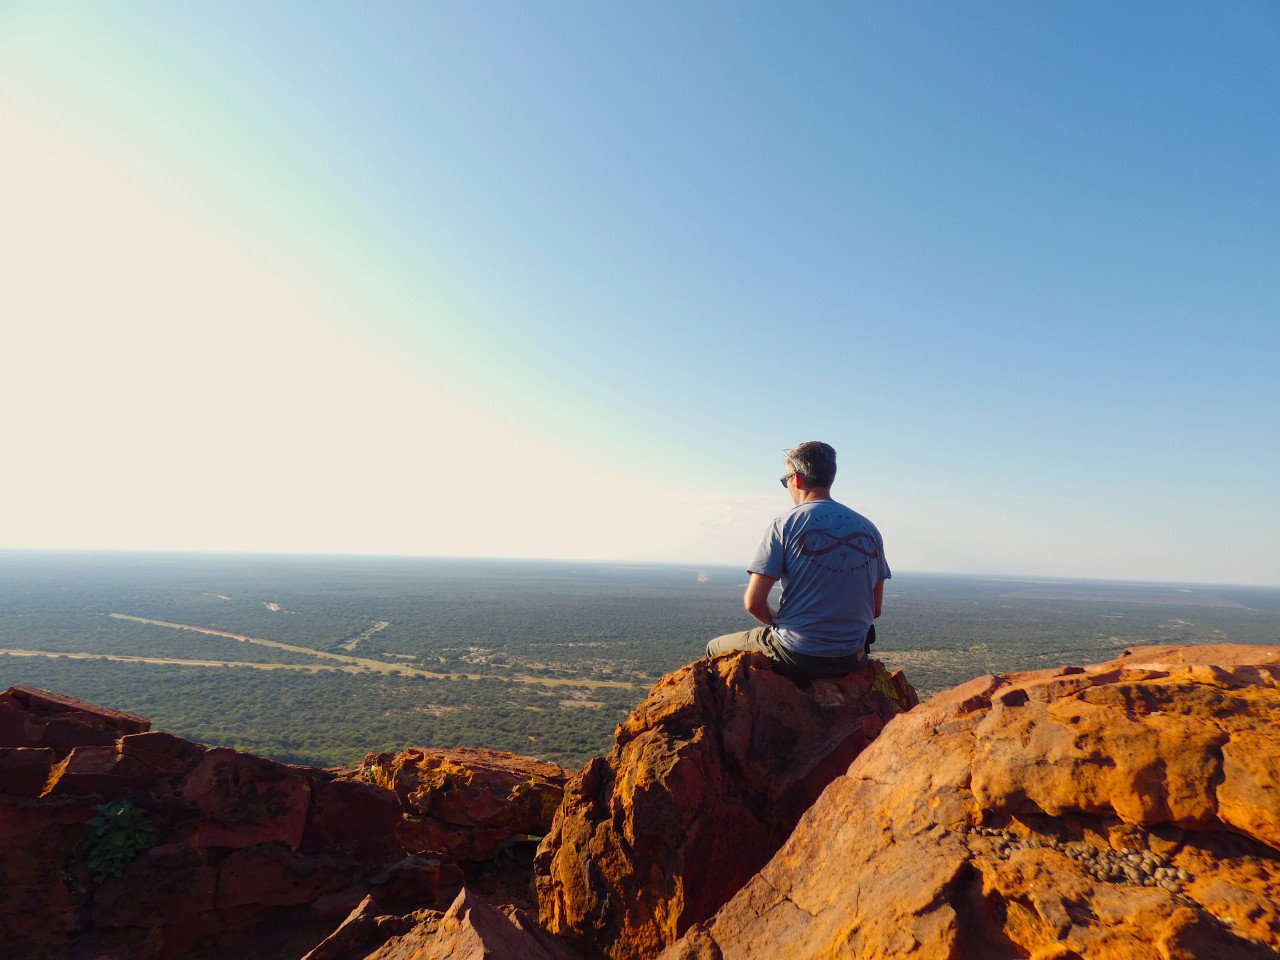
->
[535, 652, 918, 960]
[662, 643, 1280, 960]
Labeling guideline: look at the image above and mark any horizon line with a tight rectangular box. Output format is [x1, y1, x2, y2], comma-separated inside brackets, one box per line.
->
[2, 545, 1277, 592]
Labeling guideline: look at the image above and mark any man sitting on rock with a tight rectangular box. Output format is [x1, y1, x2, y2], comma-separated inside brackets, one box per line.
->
[706, 440, 890, 679]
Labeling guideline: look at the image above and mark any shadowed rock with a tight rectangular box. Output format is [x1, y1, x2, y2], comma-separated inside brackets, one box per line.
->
[0, 686, 428, 960]
[302, 889, 584, 960]
[300, 896, 387, 960]
[0, 746, 56, 797]
[370, 888, 582, 960]
[661, 643, 1280, 960]
[534, 651, 918, 960]
[360, 746, 568, 863]
[0, 685, 149, 757]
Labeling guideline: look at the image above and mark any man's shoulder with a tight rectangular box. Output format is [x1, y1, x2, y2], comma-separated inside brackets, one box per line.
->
[793, 500, 882, 534]
[768, 500, 884, 539]
[793, 498, 866, 519]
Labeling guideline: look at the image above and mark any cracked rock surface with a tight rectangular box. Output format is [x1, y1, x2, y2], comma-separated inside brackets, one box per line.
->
[533, 652, 918, 960]
[661, 643, 1280, 960]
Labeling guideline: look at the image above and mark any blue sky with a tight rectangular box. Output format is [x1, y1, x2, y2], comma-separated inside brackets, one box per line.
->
[2, 2, 1277, 584]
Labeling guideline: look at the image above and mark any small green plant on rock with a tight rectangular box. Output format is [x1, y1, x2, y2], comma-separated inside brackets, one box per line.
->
[82, 799, 159, 882]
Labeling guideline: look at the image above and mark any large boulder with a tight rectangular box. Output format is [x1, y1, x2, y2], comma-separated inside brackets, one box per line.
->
[360, 746, 568, 863]
[662, 643, 1280, 960]
[534, 652, 918, 960]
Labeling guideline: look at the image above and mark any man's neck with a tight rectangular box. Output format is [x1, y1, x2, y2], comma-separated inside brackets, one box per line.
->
[795, 488, 832, 504]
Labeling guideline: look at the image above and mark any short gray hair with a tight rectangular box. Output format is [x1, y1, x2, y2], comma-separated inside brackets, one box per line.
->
[785, 441, 837, 488]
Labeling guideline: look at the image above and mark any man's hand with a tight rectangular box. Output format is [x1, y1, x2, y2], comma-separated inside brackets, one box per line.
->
[874, 578, 885, 619]
[744, 572, 778, 626]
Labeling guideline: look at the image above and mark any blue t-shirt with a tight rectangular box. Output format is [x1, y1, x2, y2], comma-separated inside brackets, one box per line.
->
[748, 499, 891, 657]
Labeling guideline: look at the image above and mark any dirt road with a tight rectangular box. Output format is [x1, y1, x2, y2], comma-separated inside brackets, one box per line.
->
[103, 613, 641, 690]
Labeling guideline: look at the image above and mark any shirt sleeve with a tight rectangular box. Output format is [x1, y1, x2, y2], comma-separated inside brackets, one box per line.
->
[748, 518, 786, 579]
[877, 532, 892, 581]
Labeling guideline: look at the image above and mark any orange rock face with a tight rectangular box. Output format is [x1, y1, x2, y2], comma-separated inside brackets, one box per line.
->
[662, 644, 1280, 960]
[534, 652, 918, 960]
[360, 746, 568, 863]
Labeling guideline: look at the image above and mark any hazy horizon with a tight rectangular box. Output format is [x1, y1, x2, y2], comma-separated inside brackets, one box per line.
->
[5, 547, 1280, 593]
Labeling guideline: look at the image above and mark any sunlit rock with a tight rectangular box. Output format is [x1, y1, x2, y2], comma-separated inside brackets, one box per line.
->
[661, 644, 1280, 960]
[534, 651, 918, 960]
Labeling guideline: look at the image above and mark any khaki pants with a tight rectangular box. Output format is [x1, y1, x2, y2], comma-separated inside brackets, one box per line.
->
[705, 625, 867, 679]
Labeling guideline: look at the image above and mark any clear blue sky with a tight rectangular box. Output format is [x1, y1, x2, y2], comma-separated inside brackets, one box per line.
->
[2, 2, 1278, 585]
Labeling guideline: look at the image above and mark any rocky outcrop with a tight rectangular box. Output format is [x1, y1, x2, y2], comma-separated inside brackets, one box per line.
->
[661, 644, 1280, 960]
[360, 746, 568, 863]
[374, 888, 583, 960]
[0, 685, 149, 756]
[302, 889, 584, 960]
[0, 687, 432, 960]
[21, 641, 1276, 960]
[534, 652, 918, 960]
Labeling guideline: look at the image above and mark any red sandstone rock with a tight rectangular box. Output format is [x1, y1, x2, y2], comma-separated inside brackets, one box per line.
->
[0, 685, 150, 757]
[311, 855, 466, 919]
[217, 843, 351, 911]
[42, 742, 166, 797]
[301, 895, 387, 960]
[0, 793, 97, 954]
[39, 732, 208, 800]
[661, 643, 1280, 960]
[0, 682, 583, 960]
[0, 746, 55, 796]
[181, 747, 312, 849]
[360, 746, 568, 863]
[300, 887, 585, 960]
[120, 731, 208, 774]
[303, 777, 405, 862]
[0, 686, 416, 960]
[92, 843, 216, 928]
[534, 652, 918, 960]
[363, 888, 582, 960]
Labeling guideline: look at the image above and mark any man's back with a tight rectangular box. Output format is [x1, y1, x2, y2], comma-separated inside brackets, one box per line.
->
[750, 499, 889, 657]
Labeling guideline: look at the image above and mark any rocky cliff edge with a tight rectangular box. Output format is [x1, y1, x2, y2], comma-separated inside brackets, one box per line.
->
[661, 644, 1280, 960]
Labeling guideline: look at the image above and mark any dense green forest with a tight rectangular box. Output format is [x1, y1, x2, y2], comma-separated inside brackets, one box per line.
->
[3, 551, 1278, 769]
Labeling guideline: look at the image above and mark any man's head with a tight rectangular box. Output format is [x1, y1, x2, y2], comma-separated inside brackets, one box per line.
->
[782, 440, 837, 496]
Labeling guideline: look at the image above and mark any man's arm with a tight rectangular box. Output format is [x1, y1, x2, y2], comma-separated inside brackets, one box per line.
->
[874, 578, 885, 619]
[743, 572, 778, 626]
